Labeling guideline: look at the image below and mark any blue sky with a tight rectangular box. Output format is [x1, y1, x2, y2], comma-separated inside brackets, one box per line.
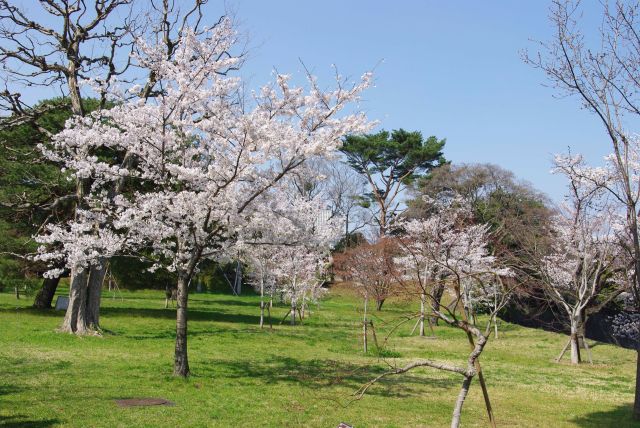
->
[14, 1, 612, 201]
[214, 1, 611, 201]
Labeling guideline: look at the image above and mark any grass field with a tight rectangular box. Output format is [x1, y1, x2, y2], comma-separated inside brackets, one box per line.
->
[0, 285, 637, 427]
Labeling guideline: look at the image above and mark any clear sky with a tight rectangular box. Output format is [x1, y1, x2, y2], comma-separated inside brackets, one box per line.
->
[13, 1, 613, 202]
[213, 0, 611, 202]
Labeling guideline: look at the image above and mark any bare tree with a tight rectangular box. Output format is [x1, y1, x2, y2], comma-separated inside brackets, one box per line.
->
[288, 158, 370, 245]
[525, 0, 640, 416]
[324, 160, 371, 244]
[333, 238, 398, 352]
[0, 0, 137, 117]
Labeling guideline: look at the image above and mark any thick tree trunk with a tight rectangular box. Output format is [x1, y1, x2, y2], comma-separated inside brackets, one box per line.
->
[67, 65, 85, 117]
[376, 298, 385, 311]
[174, 275, 190, 377]
[625, 204, 640, 420]
[451, 375, 473, 428]
[60, 268, 89, 334]
[86, 262, 106, 330]
[493, 315, 499, 339]
[577, 312, 588, 349]
[60, 264, 104, 334]
[33, 276, 61, 309]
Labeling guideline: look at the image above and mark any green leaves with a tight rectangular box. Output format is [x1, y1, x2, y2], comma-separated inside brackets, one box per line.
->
[340, 128, 446, 185]
[339, 128, 446, 233]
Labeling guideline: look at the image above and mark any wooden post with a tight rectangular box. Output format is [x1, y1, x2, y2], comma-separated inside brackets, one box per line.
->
[419, 291, 426, 337]
[363, 296, 368, 354]
[556, 337, 571, 362]
[583, 336, 593, 364]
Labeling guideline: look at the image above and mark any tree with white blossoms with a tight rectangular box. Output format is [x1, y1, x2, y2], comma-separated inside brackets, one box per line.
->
[537, 154, 629, 364]
[36, 19, 372, 376]
[240, 189, 342, 328]
[272, 246, 329, 326]
[356, 194, 511, 428]
[244, 246, 278, 329]
[459, 274, 507, 340]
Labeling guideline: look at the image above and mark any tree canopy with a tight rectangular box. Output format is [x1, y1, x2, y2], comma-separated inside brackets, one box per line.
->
[340, 129, 446, 234]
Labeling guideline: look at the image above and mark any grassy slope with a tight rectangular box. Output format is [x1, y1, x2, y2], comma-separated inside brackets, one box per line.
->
[0, 286, 637, 428]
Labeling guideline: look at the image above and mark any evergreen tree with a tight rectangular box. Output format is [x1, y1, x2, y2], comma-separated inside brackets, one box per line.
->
[341, 129, 445, 235]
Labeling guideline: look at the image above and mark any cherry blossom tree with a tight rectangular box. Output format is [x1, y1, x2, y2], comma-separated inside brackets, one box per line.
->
[357, 195, 511, 428]
[536, 154, 628, 364]
[240, 190, 342, 328]
[245, 248, 278, 329]
[0, 0, 138, 321]
[36, 19, 373, 376]
[526, 0, 640, 416]
[272, 247, 328, 326]
[3, 0, 224, 333]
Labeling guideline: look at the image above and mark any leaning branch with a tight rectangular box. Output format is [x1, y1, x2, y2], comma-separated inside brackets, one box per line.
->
[353, 359, 472, 400]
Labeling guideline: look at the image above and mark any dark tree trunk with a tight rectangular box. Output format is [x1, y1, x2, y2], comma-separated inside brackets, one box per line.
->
[376, 298, 385, 311]
[626, 205, 640, 420]
[174, 275, 190, 377]
[569, 317, 582, 364]
[33, 277, 61, 309]
[67, 64, 85, 117]
[431, 283, 445, 325]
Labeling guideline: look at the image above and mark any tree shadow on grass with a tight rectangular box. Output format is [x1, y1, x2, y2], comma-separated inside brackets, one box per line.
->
[100, 306, 261, 325]
[0, 416, 60, 428]
[571, 404, 636, 427]
[0, 307, 62, 318]
[191, 298, 258, 307]
[0, 386, 58, 427]
[200, 355, 458, 399]
[0, 384, 23, 397]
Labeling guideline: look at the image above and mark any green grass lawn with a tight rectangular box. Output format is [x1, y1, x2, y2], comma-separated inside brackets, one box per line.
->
[0, 286, 637, 428]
